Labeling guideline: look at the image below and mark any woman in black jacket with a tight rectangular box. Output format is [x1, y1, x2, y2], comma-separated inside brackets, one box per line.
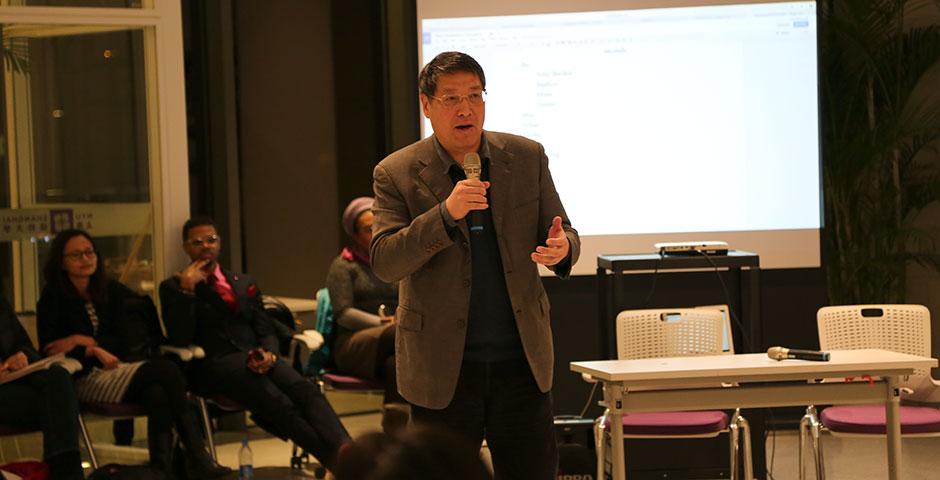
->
[0, 292, 83, 479]
[37, 229, 231, 479]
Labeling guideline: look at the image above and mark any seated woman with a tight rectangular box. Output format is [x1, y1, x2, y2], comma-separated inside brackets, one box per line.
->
[327, 197, 406, 434]
[0, 291, 84, 480]
[36, 229, 231, 479]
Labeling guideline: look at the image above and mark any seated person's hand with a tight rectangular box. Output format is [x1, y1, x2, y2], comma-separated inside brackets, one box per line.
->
[0, 351, 29, 378]
[247, 348, 276, 374]
[88, 346, 119, 370]
[379, 304, 396, 324]
[176, 259, 211, 292]
[44, 334, 96, 355]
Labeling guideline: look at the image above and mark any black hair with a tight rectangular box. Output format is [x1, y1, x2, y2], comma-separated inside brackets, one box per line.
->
[418, 51, 486, 97]
[333, 426, 491, 480]
[182, 216, 216, 242]
[43, 229, 108, 304]
[372, 426, 491, 480]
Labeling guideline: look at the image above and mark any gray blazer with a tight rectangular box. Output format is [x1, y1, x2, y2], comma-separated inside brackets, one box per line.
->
[371, 131, 580, 409]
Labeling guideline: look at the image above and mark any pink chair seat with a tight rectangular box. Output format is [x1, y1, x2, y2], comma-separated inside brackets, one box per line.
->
[321, 373, 383, 391]
[621, 410, 730, 436]
[821, 405, 940, 434]
[80, 401, 148, 417]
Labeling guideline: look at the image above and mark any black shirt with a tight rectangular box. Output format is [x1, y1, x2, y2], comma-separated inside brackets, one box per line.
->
[436, 135, 524, 362]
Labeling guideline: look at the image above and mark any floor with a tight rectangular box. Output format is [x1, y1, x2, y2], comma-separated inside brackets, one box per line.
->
[762, 429, 940, 480]
[3, 397, 940, 479]
[219, 426, 940, 480]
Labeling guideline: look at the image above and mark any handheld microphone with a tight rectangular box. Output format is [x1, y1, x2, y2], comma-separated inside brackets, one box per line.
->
[462, 152, 485, 234]
[767, 346, 830, 362]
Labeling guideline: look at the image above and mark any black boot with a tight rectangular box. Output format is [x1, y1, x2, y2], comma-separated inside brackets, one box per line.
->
[148, 430, 176, 478]
[177, 409, 232, 479]
[185, 453, 233, 479]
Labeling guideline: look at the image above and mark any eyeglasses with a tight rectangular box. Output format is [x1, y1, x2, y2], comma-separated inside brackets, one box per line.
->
[185, 235, 220, 248]
[429, 91, 486, 108]
[64, 249, 97, 260]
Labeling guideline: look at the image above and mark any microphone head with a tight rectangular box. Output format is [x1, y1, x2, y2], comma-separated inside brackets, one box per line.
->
[767, 346, 788, 361]
[462, 152, 482, 180]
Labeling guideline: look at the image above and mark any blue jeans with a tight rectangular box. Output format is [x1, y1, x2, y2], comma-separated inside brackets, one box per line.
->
[411, 357, 559, 480]
[0, 365, 81, 459]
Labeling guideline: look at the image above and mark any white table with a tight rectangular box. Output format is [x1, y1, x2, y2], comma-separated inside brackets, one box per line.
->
[571, 349, 937, 480]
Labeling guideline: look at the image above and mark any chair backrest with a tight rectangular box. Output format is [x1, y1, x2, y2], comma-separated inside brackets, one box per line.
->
[263, 295, 298, 332]
[616, 308, 725, 360]
[117, 294, 165, 362]
[262, 295, 297, 355]
[694, 304, 734, 354]
[817, 304, 931, 393]
[304, 288, 335, 375]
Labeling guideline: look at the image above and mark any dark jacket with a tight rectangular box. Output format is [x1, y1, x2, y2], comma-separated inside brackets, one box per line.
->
[37, 280, 163, 371]
[0, 296, 41, 363]
[159, 269, 279, 360]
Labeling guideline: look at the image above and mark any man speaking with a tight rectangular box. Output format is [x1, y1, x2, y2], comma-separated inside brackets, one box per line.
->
[371, 51, 580, 479]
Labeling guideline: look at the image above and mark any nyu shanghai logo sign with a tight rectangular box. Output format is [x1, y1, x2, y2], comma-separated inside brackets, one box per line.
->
[0, 208, 98, 241]
[0, 203, 150, 242]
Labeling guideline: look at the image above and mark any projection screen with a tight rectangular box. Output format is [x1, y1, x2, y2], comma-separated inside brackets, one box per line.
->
[417, 0, 821, 274]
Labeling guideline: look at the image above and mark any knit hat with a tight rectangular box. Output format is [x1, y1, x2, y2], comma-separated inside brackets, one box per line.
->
[342, 197, 374, 237]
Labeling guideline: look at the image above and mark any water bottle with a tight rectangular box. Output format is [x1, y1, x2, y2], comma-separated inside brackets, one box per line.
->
[238, 437, 254, 479]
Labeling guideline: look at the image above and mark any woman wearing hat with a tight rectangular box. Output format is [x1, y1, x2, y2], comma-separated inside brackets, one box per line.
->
[326, 197, 407, 434]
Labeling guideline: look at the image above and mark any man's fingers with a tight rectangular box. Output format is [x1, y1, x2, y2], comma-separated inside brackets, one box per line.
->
[532, 248, 561, 259]
[547, 216, 564, 237]
[185, 259, 209, 273]
[530, 252, 558, 265]
[537, 242, 567, 253]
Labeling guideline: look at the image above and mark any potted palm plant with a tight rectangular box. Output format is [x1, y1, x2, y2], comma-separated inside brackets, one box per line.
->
[821, 0, 940, 304]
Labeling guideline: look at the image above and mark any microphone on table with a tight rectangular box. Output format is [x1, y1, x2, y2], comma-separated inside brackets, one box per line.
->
[462, 152, 485, 235]
[767, 346, 830, 362]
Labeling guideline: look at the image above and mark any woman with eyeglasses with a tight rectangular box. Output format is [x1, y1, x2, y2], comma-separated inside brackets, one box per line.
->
[325, 197, 407, 434]
[36, 229, 231, 479]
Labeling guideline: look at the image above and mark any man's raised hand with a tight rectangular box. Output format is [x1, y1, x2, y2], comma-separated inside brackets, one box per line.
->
[176, 259, 210, 292]
[445, 179, 490, 220]
[530, 216, 570, 266]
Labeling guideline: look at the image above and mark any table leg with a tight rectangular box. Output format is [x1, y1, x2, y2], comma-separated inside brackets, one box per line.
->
[597, 266, 611, 358]
[610, 270, 624, 358]
[885, 376, 901, 480]
[604, 383, 626, 480]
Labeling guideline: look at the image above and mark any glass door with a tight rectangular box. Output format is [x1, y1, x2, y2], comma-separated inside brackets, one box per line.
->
[0, 1, 189, 311]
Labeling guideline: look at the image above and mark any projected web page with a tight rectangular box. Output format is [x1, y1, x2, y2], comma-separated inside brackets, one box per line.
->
[421, 2, 820, 238]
